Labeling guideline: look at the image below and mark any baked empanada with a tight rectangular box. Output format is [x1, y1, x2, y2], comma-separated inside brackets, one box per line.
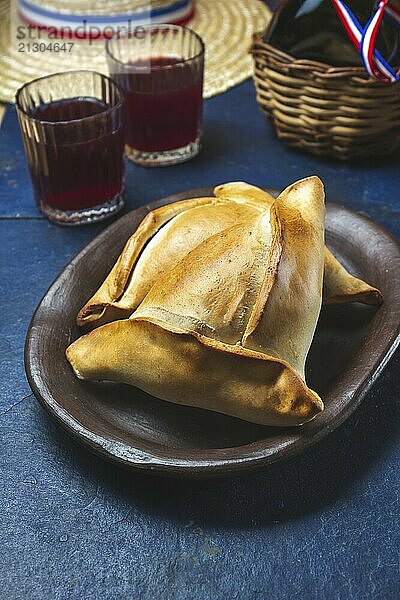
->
[67, 177, 326, 426]
[77, 181, 381, 329]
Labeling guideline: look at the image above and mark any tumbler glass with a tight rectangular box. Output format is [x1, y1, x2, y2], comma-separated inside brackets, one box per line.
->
[16, 71, 125, 225]
[106, 25, 205, 166]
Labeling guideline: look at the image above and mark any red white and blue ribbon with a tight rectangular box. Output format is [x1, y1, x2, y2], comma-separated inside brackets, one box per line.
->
[19, 0, 195, 39]
[332, 0, 400, 83]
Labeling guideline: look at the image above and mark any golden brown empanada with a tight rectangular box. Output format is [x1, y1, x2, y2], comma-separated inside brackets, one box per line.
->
[67, 177, 326, 426]
[77, 181, 381, 329]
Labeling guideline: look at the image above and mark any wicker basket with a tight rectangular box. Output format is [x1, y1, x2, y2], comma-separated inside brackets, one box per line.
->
[251, 32, 400, 160]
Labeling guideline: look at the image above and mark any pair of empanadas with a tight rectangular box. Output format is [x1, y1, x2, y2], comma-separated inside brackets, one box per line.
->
[66, 178, 381, 426]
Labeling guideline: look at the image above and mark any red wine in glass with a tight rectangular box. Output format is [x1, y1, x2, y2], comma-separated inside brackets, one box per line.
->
[114, 56, 203, 153]
[28, 98, 124, 212]
[106, 25, 205, 166]
[16, 71, 125, 225]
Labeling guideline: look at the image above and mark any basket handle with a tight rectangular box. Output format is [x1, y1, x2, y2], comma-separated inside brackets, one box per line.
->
[332, 0, 400, 82]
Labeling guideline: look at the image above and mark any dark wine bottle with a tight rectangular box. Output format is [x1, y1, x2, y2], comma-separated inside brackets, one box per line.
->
[265, 0, 400, 67]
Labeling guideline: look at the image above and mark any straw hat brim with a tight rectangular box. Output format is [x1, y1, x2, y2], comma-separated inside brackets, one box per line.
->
[0, 0, 271, 102]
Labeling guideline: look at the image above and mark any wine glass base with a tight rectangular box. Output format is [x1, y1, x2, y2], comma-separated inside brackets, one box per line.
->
[125, 138, 201, 167]
[39, 193, 126, 226]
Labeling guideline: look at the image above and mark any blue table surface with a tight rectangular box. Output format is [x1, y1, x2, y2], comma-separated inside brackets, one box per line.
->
[1, 78, 399, 599]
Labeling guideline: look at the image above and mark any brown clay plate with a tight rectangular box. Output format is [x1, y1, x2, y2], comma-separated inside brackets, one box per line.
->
[24, 188, 400, 477]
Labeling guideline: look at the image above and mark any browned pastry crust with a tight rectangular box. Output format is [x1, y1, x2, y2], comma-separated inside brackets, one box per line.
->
[67, 177, 327, 426]
[77, 182, 381, 330]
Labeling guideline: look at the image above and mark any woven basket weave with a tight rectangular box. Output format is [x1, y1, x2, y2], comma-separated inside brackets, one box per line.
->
[251, 32, 400, 160]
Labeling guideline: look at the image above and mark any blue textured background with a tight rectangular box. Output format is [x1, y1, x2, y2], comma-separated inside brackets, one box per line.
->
[1, 47, 399, 600]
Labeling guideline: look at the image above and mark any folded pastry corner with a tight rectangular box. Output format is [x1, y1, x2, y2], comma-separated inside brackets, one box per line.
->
[214, 181, 276, 207]
[323, 248, 383, 305]
[67, 176, 326, 427]
[66, 320, 323, 427]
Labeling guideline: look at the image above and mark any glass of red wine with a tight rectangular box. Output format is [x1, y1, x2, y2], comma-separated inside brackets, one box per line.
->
[16, 70, 125, 225]
[106, 25, 205, 167]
